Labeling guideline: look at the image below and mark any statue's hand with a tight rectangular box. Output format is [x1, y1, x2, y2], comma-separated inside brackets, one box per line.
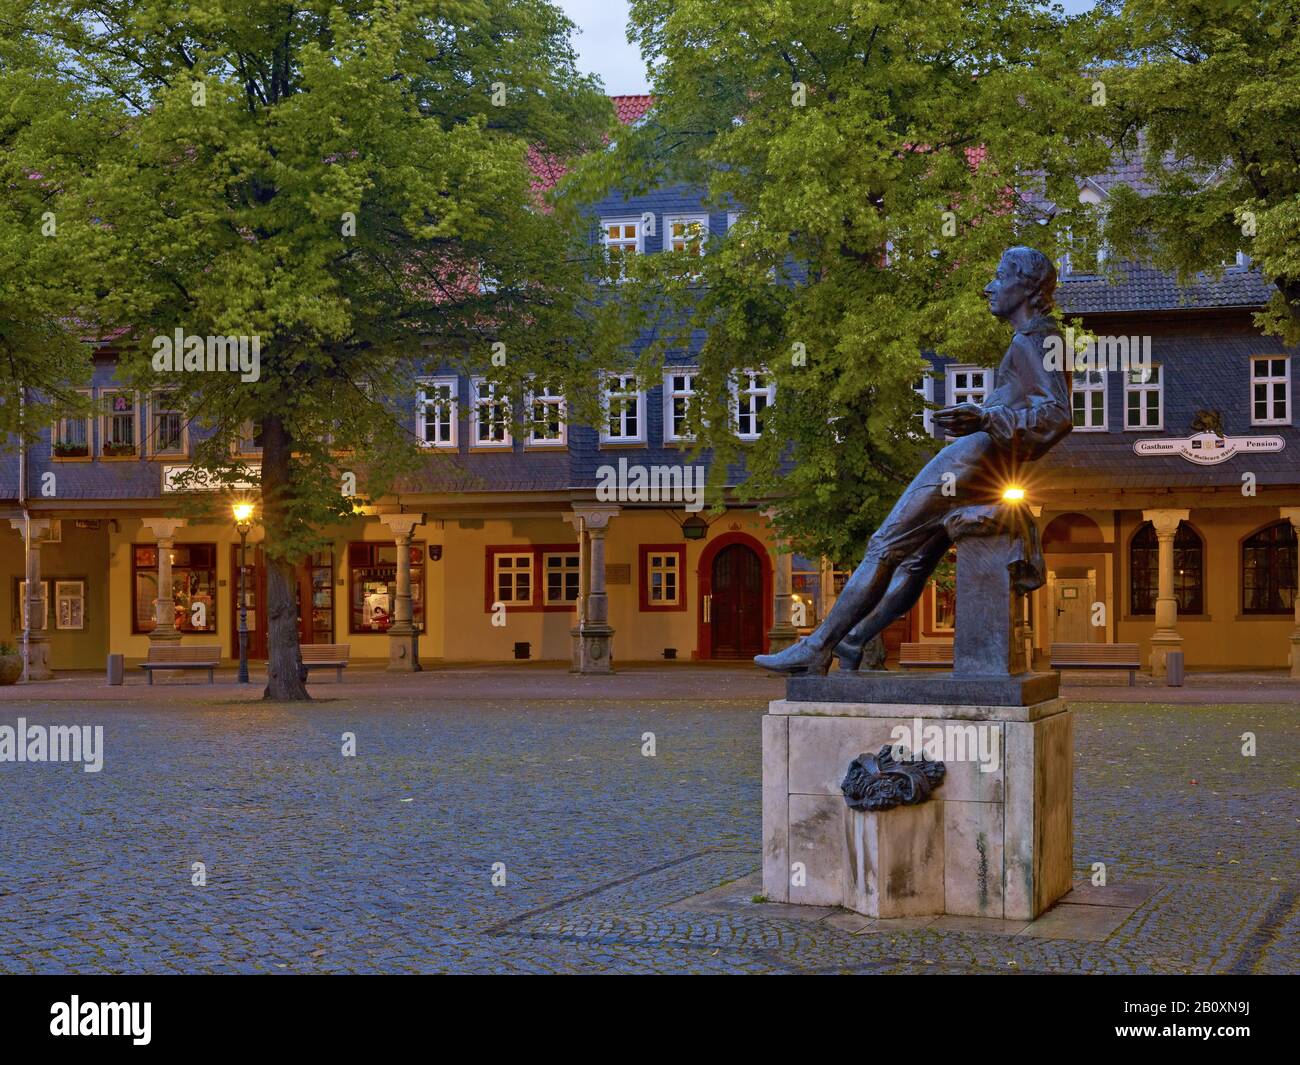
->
[933, 402, 985, 436]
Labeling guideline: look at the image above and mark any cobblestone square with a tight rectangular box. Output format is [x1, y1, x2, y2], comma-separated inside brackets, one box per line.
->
[0, 668, 1295, 974]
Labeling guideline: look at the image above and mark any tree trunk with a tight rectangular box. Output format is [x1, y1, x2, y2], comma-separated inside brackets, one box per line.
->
[260, 414, 311, 701]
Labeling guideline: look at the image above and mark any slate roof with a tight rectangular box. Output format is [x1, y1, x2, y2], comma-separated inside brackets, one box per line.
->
[1058, 261, 1275, 315]
[1028, 333, 1300, 491]
[1018, 139, 1274, 314]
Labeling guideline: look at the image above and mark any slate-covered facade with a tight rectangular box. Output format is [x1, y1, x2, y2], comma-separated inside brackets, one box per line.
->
[2, 96, 1297, 675]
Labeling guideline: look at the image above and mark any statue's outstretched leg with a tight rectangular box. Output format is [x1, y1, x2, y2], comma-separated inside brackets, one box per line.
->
[754, 556, 896, 674]
[832, 532, 951, 670]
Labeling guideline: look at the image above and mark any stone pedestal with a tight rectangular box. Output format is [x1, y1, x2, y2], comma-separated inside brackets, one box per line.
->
[141, 518, 186, 645]
[380, 513, 425, 672]
[564, 504, 619, 674]
[763, 696, 1072, 921]
[764, 511, 799, 652]
[954, 532, 1028, 676]
[9, 518, 53, 680]
[1142, 508, 1189, 678]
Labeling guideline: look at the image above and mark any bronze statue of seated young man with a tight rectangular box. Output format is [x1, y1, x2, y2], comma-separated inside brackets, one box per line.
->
[755, 246, 1072, 676]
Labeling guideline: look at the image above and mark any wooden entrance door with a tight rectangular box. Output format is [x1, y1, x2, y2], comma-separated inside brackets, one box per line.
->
[1053, 578, 1091, 643]
[231, 544, 267, 659]
[711, 543, 764, 657]
[230, 548, 334, 659]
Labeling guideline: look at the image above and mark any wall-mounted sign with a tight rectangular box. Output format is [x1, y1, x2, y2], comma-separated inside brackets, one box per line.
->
[162, 465, 260, 492]
[1132, 432, 1285, 466]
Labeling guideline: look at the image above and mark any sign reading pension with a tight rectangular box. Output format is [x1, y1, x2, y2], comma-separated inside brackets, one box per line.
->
[1133, 432, 1285, 465]
[162, 465, 260, 492]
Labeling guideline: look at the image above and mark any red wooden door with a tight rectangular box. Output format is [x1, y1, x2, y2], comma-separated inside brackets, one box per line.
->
[231, 548, 333, 659]
[711, 544, 764, 657]
[231, 545, 268, 659]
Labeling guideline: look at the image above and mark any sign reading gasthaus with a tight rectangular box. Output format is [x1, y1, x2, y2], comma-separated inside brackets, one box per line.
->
[1133, 432, 1285, 465]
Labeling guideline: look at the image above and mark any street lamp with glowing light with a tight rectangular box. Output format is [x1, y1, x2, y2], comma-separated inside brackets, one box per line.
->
[232, 502, 255, 683]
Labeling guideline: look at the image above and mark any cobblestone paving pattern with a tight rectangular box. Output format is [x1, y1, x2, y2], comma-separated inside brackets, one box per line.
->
[0, 693, 1295, 974]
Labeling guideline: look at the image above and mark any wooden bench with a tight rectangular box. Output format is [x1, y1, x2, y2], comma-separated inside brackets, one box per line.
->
[1050, 642, 1142, 686]
[140, 645, 221, 684]
[899, 641, 954, 668]
[300, 644, 351, 682]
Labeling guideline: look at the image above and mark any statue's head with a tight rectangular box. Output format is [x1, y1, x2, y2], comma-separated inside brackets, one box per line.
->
[985, 246, 1056, 320]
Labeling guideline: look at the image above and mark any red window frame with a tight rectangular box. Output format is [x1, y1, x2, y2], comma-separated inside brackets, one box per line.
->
[484, 544, 580, 613]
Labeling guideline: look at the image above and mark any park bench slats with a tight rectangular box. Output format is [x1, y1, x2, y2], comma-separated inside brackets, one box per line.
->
[300, 644, 350, 682]
[899, 641, 954, 668]
[1050, 642, 1142, 686]
[139, 645, 222, 685]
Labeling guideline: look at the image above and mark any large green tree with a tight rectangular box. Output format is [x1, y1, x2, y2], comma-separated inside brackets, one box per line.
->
[15, 0, 619, 697]
[1091, 0, 1300, 341]
[0, 33, 104, 444]
[587, 0, 1108, 564]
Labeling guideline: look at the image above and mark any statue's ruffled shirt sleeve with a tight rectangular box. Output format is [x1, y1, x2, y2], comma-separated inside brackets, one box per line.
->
[980, 334, 1072, 459]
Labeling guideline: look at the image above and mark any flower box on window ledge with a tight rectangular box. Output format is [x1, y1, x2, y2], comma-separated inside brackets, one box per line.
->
[102, 443, 136, 457]
[53, 443, 89, 458]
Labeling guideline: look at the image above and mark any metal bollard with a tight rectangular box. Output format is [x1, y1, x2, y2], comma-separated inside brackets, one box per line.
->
[106, 653, 124, 686]
[1165, 650, 1184, 687]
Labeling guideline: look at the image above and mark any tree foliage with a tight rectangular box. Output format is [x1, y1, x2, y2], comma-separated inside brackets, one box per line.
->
[584, 0, 1111, 563]
[0, 32, 106, 444]
[1091, 0, 1300, 342]
[11, 0, 621, 696]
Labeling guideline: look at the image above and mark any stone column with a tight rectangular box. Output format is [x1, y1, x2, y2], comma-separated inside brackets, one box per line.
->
[380, 513, 425, 672]
[8, 518, 52, 680]
[564, 505, 619, 673]
[763, 509, 798, 651]
[1142, 508, 1189, 678]
[1281, 508, 1300, 679]
[141, 518, 186, 644]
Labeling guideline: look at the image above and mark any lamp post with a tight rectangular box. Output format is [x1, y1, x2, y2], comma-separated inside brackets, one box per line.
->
[233, 503, 254, 684]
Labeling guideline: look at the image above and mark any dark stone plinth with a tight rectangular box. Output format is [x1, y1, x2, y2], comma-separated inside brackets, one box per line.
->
[786, 670, 1059, 707]
[953, 531, 1029, 676]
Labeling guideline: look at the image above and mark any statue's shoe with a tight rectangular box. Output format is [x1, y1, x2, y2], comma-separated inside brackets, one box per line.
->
[833, 638, 862, 673]
[754, 639, 832, 675]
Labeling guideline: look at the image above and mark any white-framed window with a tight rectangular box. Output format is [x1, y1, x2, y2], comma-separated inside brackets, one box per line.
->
[470, 377, 511, 448]
[55, 580, 85, 630]
[526, 384, 566, 447]
[1250, 356, 1290, 426]
[646, 551, 681, 606]
[1060, 208, 1107, 277]
[416, 377, 458, 448]
[665, 214, 708, 256]
[100, 390, 138, 456]
[947, 367, 990, 406]
[1125, 364, 1163, 430]
[913, 376, 935, 436]
[148, 390, 186, 456]
[543, 552, 580, 605]
[734, 369, 774, 440]
[601, 373, 645, 444]
[1071, 369, 1107, 431]
[494, 553, 533, 605]
[52, 393, 91, 458]
[663, 369, 699, 444]
[601, 218, 643, 279]
[236, 420, 263, 455]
